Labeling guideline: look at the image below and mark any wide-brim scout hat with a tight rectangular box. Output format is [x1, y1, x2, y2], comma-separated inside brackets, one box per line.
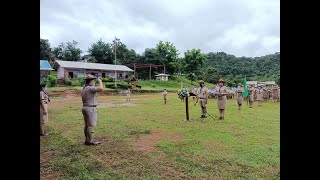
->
[218, 79, 225, 83]
[199, 80, 205, 84]
[85, 74, 97, 80]
[238, 83, 242, 86]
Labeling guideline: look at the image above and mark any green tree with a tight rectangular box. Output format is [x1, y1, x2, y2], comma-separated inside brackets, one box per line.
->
[141, 48, 161, 64]
[40, 38, 54, 63]
[155, 41, 179, 74]
[53, 40, 82, 61]
[184, 49, 207, 84]
[203, 67, 219, 84]
[88, 39, 113, 64]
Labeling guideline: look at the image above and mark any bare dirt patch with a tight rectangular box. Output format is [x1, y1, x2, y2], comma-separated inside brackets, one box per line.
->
[131, 130, 184, 154]
[40, 150, 61, 180]
[97, 102, 138, 108]
[40, 150, 56, 163]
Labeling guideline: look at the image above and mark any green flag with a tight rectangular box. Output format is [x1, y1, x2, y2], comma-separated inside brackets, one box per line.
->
[242, 76, 249, 97]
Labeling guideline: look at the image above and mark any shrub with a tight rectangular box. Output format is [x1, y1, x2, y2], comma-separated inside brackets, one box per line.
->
[64, 77, 72, 86]
[105, 83, 128, 89]
[101, 77, 114, 82]
[47, 74, 57, 87]
[78, 77, 85, 86]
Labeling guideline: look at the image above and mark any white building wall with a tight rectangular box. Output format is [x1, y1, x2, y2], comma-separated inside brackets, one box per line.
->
[57, 66, 65, 79]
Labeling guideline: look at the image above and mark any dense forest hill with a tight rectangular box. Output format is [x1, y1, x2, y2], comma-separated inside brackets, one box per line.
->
[41, 38, 280, 87]
[199, 52, 280, 86]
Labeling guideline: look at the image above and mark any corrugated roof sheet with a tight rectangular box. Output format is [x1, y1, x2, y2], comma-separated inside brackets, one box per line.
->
[40, 60, 54, 70]
[55, 60, 133, 72]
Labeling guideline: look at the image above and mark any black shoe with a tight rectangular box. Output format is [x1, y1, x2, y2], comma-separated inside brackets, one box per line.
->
[40, 132, 49, 136]
[85, 141, 101, 146]
[219, 117, 222, 120]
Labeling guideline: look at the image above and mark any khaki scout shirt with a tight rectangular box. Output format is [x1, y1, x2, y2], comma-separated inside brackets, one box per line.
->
[81, 86, 99, 107]
[197, 86, 209, 99]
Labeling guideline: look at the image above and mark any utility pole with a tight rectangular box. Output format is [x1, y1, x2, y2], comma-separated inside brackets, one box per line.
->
[113, 37, 120, 88]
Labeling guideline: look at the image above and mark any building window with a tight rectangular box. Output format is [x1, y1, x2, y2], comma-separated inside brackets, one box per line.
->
[102, 73, 106, 78]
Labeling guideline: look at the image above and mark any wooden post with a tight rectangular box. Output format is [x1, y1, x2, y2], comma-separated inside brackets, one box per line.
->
[185, 96, 189, 121]
[134, 63, 136, 78]
[149, 64, 152, 80]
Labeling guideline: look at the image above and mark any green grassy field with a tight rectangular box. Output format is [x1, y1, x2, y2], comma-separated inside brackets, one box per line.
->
[41, 93, 280, 179]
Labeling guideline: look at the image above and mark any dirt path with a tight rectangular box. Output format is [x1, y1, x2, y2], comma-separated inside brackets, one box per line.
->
[131, 130, 184, 154]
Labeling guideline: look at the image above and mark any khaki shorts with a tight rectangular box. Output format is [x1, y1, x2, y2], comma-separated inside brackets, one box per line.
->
[199, 99, 207, 107]
[82, 107, 97, 127]
[40, 104, 48, 124]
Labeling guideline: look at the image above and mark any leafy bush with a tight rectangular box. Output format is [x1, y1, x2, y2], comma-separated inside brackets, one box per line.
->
[47, 74, 57, 87]
[64, 78, 72, 86]
[105, 83, 128, 89]
[78, 77, 85, 86]
[101, 77, 114, 82]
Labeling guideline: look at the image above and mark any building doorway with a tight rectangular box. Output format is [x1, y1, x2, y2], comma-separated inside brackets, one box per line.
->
[68, 72, 74, 78]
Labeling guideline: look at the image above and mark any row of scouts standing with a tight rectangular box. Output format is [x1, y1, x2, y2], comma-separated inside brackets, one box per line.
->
[40, 75, 279, 146]
[193, 79, 279, 120]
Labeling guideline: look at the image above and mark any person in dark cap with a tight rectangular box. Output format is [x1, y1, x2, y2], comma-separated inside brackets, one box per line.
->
[236, 83, 244, 110]
[81, 74, 103, 145]
[196, 80, 209, 118]
[40, 82, 50, 136]
[214, 79, 228, 120]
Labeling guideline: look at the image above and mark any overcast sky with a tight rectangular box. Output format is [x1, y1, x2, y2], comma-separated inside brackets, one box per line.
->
[40, 0, 279, 57]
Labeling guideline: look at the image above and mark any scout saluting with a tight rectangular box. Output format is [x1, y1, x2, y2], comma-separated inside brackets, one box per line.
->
[81, 74, 103, 145]
[215, 79, 228, 120]
[236, 83, 244, 110]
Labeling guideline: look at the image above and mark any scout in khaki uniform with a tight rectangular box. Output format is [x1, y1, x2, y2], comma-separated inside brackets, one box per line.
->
[256, 85, 263, 106]
[215, 79, 228, 120]
[268, 88, 272, 100]
[272, 86, 279, 103]
[196, 80, 209, 118]
[81, 74, 103, 145]
[162, 89, 168, 104]
[126, 88, 131, 101]
[40, 82, 50, 136]
[262, 85, 269, 102]
[248, 85, 255, 108]
[236, 83, 244, 110]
